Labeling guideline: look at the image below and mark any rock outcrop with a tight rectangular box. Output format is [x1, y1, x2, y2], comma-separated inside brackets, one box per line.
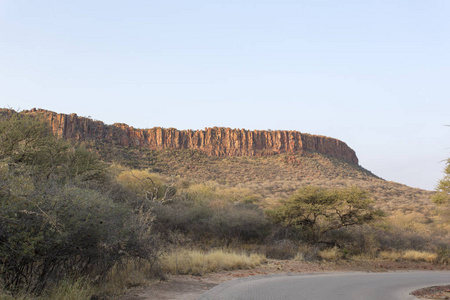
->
[1, 108, 359, 164]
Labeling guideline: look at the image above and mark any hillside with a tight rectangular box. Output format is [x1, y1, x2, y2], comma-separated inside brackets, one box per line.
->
[0, 108, 435, 215]
[101, 145, 434, 214]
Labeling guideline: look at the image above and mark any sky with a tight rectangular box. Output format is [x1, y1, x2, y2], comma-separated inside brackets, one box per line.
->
[0, 0, 449, 190]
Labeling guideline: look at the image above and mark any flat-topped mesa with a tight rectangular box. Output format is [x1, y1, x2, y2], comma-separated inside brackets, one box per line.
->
[2, 108, 359, 164]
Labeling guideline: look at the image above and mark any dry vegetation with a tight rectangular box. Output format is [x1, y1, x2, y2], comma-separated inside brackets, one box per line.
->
[97, 146, 447, 239]
[318, 247, 344, 261]
[2, 115, 448, 299]
[94, 145, 448, 251]
[100, 146, 435, 213]
[378, 250, 438, 263]
[160, 249, 266, 275]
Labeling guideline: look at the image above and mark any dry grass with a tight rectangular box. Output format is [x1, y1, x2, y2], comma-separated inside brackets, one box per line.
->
[100, 259, 158, 296]
[293, 244, 319, 261]
[294, 252, 306, 261]
[0, 259, 160, 300]
[0, 287, 26, 300]
[0, 279, 95, 300]
[43, 278, 95, 300]
[103, 149, 446, 259]
[379, 250, 438, 263]
[387, 212, 436, 235]
[160, 249, 266, 275]
[402, 250, 438, 263]
[105, 150, 448, 253]
[318, 247, 343, 261]
[378, 250, 403, 261]
[107, 148, 435, 215]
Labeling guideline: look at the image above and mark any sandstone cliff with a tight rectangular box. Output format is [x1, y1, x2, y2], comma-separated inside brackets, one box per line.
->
[1, 108, 359, 164]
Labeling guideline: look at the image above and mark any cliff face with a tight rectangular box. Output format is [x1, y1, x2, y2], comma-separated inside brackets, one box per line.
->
[2, 108, 358, 164]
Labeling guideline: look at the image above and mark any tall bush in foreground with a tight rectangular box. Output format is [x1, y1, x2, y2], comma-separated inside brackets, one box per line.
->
[0, 114, 159, 295]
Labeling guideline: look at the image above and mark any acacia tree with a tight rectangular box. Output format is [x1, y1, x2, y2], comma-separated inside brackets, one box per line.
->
[268, 186, 382, 245]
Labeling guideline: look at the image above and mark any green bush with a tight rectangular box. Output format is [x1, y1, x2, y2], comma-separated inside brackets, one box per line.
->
[152, 199, 270, 245]
[263, 240, 298, 259]
[437, 246, 450, 265]
[0, 114, 159, 295]
[267, 186, 382, 245]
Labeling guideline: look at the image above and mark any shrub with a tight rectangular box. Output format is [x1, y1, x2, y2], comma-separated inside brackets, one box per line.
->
[99, 258, 162, 296]
[115, 169, 175, 202]
[152, 199, 270, 245]
[437, 246, 450, 265]
[324, 224, 380, 257]
[267, 186, 382, 244]
[264, 240, 298, 260]
[294, 244, 319, 261]
[43, 278, 95, 300]
[0, 182, 144, 293]
[432, 158, 450, 206]
[372, 218, 433, 251]
[0, 115, 160, 295]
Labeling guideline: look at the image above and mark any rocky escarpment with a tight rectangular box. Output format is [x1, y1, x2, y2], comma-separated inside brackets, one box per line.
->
[1, 108, 359, 164]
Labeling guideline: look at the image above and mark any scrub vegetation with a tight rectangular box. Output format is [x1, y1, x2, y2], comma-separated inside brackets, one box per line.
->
[160, 249, 266, 275]
[0, 114, 448, 299]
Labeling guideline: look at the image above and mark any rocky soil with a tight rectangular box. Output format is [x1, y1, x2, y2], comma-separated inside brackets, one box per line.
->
[411, 285, 450, 299]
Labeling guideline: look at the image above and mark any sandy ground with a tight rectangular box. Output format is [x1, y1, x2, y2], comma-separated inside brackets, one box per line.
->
[411, 285, 450, 299]
[118, 260, 450, 300]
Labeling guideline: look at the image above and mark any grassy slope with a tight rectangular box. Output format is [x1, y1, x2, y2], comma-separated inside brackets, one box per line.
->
[94, 143, 435, 216]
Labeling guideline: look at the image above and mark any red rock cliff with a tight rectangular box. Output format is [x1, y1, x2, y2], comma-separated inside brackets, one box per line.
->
[2, 108, 359, 164]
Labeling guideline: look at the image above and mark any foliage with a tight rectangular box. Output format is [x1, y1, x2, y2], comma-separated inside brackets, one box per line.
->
[152, 199, 270, 245]
[0, 114, 159, 295]
[267, 186, 382, 245]
[432, 159, 450, 205]
[1, 111, 445, 298]
[115, 169, 176, 203]
[98, 146, 433, 213]
[431, 154, 450, 230]
[263, 240, 298, 259]
[437, 246, 450, 265]
[0, 114, 106, 185]
[42, 278, 95, 300]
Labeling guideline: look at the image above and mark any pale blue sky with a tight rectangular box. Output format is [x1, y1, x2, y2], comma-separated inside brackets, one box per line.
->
[1, 0, 449, 190]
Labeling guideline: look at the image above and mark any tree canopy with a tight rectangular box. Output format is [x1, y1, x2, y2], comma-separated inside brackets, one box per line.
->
[268, 186, 382, 244]
[432, 158, 450, 205]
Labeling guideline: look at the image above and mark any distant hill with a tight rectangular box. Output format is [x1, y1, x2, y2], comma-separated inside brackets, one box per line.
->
[0, 108, 435, 215]
[0, 108, 358, 164]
